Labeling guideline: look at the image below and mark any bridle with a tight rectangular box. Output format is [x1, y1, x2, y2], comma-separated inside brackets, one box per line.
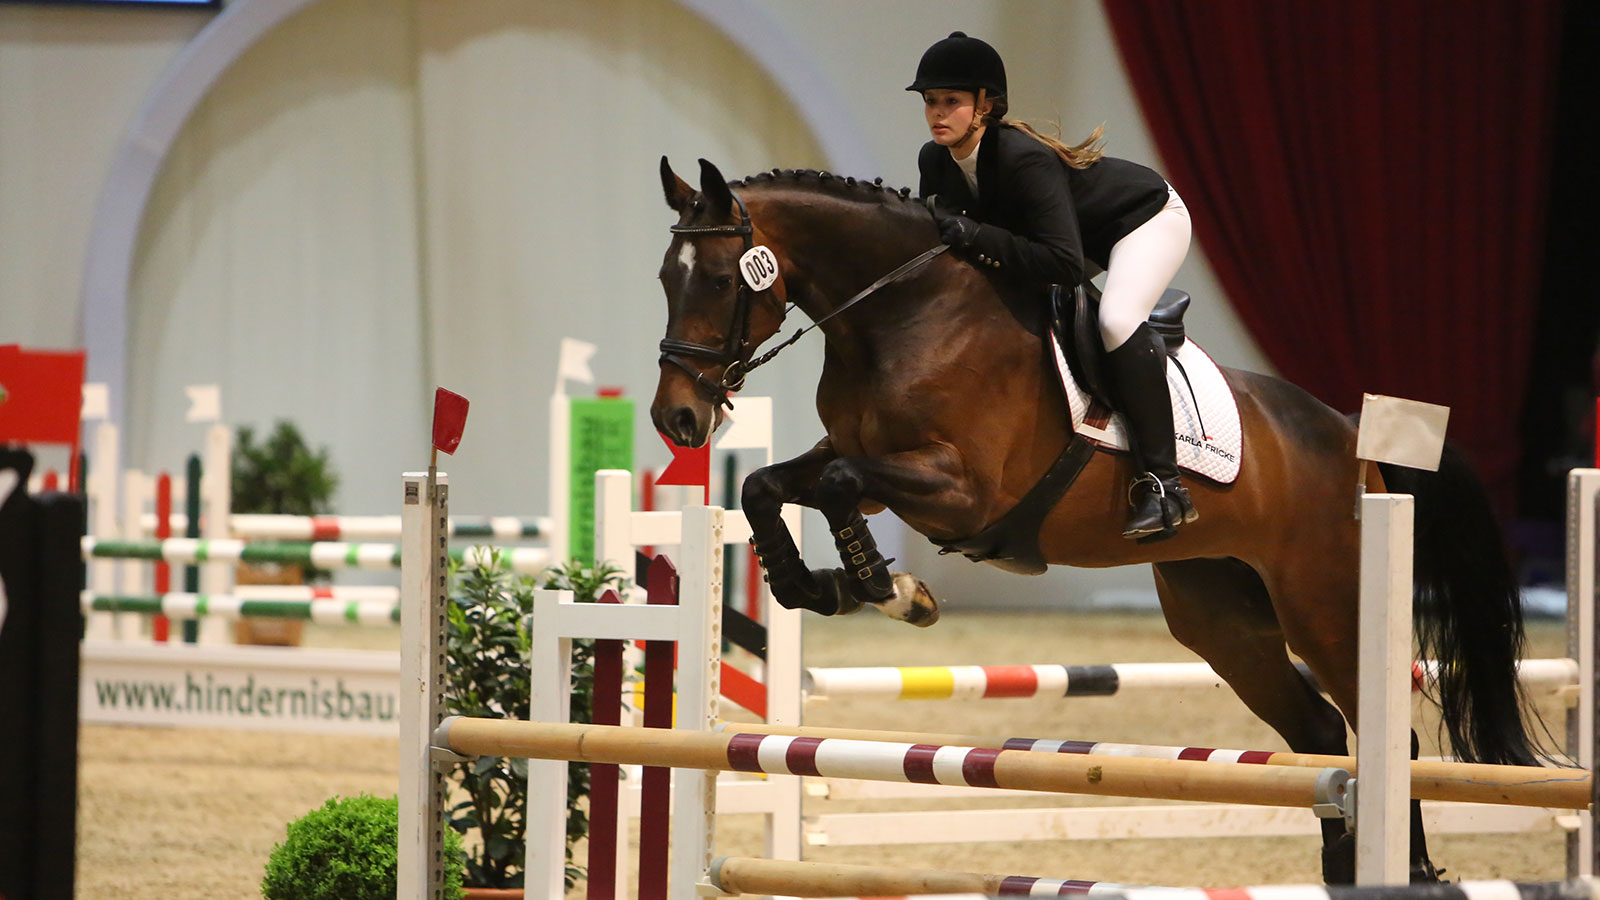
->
[658, 192, 775, 410]
[659, 188, 949, 410]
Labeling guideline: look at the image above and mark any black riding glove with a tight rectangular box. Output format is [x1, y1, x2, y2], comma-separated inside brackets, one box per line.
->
[934, 211, 982, 250]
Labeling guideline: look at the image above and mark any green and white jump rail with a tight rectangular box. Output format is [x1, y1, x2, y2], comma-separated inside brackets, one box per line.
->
[82, 591, 401, 625]
[81, 536, 549, 573]
[139, 513, 552, 542]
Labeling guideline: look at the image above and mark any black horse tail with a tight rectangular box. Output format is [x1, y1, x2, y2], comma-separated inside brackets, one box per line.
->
[1378, 445, 1542, 766]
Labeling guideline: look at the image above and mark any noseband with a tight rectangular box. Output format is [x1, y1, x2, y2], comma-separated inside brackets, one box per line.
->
[659, 192, 776, 410]
[661, 189, 949, 409]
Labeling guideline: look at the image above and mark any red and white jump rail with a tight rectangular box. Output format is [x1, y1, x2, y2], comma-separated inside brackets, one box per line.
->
[137, 512, 552, 542]
[726, 722, 1591, 809]
[803, 658, 1579, 703]
[435, 718, 1355, 808]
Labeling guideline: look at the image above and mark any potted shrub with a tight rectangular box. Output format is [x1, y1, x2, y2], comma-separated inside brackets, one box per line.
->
[260, 793, 465, 900]
[443, 551, 627, 896]
[231, 420, 338, 645]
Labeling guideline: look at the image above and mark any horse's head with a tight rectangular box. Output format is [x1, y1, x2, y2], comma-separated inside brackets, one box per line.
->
[652, 157, 790, 448]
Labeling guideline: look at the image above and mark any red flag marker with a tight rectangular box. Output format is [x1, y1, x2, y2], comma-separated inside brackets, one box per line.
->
[0, 345, 86, 491]
[656, 431, 710, 504]
[432, 388, 470, 456]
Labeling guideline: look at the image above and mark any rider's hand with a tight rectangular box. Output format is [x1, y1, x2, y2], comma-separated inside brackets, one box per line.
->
[934, 211, 981, 250]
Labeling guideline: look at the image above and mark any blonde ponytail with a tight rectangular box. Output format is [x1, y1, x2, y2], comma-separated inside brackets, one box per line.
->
[984, 96, 1105, 169]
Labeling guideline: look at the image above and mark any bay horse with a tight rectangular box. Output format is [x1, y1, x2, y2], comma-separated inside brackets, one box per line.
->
[649, 158, 1542, 883]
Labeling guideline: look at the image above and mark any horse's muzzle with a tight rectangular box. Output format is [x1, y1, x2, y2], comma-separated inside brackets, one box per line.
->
[651, 403, 711, 449]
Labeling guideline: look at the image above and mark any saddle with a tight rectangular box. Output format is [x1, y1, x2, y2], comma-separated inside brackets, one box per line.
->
[1051, 282, 1192, 409]
[930, 283, 1195, 575]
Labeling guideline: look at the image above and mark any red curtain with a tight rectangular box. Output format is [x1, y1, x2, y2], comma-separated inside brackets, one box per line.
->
[1104, 1, 1563, 512]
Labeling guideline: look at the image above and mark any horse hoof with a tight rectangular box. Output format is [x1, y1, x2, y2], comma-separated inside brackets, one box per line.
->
[870, 573, 939, 627]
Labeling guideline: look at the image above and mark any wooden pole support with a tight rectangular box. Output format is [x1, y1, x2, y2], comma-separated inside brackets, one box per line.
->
[708, 856, 1023, 897]
[728, 721, 1593, 810]
[436, 719, 1347, 809]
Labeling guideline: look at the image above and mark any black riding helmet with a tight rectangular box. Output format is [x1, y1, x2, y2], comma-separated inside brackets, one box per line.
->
[905, 31, 1007, 99]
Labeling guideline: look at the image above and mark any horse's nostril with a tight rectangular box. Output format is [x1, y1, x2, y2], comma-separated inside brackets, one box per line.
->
[672, 408, 698, 444]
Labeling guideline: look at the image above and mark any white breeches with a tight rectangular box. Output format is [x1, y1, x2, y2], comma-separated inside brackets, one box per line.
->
[1099, 185, 1192, 350]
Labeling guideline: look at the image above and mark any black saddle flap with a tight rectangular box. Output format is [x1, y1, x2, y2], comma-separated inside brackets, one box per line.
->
[1050, 284, 1191, 409]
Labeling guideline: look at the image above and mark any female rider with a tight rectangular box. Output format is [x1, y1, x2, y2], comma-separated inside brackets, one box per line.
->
[909, 31, 1197, 540]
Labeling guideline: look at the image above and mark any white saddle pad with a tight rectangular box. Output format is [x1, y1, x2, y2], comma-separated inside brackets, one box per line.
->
[1051, 333, 1243, 485]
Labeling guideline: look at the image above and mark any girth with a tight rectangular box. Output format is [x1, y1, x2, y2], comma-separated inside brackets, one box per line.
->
[931, 434, 1096, 575]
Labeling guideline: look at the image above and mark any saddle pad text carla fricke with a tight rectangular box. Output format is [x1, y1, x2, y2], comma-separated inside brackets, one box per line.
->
[1052, 334, 1243, 484]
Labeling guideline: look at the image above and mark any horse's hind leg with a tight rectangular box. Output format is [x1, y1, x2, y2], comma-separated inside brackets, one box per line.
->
[1269, 561, 1443, 883]
[1151, 558, 1356, 883]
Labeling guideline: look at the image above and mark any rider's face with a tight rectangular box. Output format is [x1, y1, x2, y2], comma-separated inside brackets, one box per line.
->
[923, 89, 987, 148]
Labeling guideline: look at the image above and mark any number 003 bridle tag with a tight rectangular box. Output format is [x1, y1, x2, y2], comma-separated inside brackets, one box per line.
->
[739, 245, 780, 291]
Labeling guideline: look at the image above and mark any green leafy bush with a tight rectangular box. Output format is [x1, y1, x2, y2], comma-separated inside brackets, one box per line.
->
[260, 793, 463, 900]
[443, 552, 627, 890]
[232, 421, 338, 515]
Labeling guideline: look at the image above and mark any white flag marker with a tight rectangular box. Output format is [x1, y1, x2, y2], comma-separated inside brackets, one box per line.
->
[556, 338, 597, 388]
[1356, 393, 1449, 472]
[184, 385, 222, 423]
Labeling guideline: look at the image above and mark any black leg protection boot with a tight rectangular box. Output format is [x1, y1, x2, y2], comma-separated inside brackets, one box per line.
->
[1104, 322, 1197, 541]
[1320, 820, 1356, 885]
[748, 529, 836, 615]
[831, 509, 897, 605]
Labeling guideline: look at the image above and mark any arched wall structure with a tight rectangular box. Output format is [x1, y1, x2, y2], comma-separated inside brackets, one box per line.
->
[80, 0, 876, 428]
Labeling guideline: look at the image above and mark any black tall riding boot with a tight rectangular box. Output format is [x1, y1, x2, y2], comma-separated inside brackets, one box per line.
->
[1104, 322, 1197, 540]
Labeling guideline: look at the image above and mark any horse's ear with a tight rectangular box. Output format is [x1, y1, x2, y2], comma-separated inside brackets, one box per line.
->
[661, 156, 694, 213]
[697, 158, 733, 218]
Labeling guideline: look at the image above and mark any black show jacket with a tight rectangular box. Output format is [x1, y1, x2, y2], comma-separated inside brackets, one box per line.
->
[917, 124, 1170, 287]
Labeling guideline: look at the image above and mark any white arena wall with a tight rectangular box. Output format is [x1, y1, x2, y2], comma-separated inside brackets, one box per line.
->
[1, 0, 1272, 609]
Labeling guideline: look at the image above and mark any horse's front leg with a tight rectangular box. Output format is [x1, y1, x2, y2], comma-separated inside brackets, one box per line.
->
[743, 440, 947, 626]
[742, 439, 847, 618]
[799, 445, 977, 627]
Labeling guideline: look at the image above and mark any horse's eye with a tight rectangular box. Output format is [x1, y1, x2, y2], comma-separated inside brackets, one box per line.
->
[714, 274, 734, 291]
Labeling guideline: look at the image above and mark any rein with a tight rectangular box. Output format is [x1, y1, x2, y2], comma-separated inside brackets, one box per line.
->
[661, 189, 947, 409]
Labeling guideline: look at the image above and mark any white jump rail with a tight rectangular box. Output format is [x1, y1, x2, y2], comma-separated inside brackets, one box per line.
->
[803, 658, 1579, 703]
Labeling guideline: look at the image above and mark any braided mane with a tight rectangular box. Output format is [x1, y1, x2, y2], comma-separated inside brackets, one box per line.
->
[728, 169, 927, 224]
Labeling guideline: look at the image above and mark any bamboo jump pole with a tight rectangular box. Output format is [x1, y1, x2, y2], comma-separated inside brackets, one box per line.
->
[706, 855, 1121, 898]
[727, 721, 1593, 811]
[710, 859, 1600, 900]
[436, 719, 1349, 809]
